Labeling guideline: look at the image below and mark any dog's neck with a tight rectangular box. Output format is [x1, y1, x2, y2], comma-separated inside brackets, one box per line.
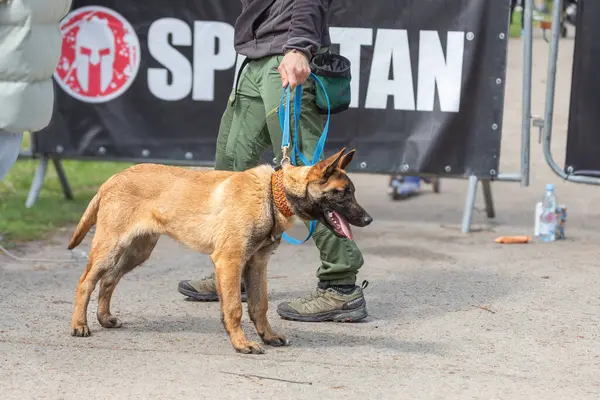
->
[271, 167, 294, 218]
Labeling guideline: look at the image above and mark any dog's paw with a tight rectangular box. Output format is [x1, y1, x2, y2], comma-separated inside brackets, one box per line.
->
[262, 332, 290, 347]
[235, 341, 265, 355]
[71, 324, 90, 337]
[98, 315, 123, 329]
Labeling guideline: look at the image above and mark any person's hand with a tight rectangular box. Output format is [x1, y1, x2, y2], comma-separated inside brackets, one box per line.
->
[278, 49, 310, 90]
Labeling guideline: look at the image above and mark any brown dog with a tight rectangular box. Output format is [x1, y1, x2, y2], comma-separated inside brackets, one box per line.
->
[67, 147, 373, 354]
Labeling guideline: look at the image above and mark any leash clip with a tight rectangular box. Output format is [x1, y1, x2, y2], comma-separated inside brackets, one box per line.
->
[281, 145, 291, 165]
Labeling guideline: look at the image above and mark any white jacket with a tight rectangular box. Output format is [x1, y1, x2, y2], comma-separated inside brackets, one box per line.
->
[0, 0, 72, 133]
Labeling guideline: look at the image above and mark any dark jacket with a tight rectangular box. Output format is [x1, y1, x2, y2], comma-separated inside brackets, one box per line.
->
[234, 0, 332, 61]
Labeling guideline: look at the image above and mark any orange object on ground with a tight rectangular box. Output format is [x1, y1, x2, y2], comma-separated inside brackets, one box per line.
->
[494, 235, 531, 244]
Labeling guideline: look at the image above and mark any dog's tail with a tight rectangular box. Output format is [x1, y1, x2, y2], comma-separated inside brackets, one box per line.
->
[68, 193, 100, 250]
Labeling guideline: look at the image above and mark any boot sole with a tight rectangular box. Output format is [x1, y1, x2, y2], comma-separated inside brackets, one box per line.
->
[178, 286, 247, 302]
[277, 306, 368, 322]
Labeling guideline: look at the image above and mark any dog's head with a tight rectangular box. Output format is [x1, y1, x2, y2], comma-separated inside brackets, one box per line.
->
[282, 148, 373, 240]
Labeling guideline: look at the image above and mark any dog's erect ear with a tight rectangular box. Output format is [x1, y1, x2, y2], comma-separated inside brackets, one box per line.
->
[337, 149, 356, 171]
[307, 148, 346, 183]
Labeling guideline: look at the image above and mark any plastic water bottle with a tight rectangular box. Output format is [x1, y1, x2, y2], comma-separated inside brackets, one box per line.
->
[538, 184, 557, 242]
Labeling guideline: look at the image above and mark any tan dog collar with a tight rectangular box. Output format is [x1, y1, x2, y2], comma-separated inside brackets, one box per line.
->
[271, 168, 294, 218]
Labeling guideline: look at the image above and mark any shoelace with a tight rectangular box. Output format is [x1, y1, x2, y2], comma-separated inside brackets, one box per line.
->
[204, 273, 216, 281]
[298, 289, 327, 304]
[297, 280, 370, 303]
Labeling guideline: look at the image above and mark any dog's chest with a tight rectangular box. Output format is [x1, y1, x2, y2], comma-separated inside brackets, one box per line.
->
[256, 234, 282, 255]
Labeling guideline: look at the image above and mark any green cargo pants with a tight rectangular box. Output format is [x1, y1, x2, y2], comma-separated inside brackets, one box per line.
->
[214, 54, 363, 285]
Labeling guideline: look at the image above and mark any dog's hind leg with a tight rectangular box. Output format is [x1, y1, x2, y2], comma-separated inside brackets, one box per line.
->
[97, 233, 160, 329]
[71, 236, 120, 337]
[212, 250, 264, 354]
[244, 249, 289, 347]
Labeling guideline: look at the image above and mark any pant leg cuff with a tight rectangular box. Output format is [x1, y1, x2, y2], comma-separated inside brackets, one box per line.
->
[318, 277, 357, 286]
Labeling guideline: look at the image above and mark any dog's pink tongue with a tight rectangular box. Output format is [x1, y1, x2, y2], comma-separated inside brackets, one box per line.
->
[333, 211, 353, 240]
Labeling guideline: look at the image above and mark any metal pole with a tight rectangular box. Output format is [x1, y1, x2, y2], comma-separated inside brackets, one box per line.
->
[461, 175, 479, 233]
[25, 155, 49, 208]
[520, 0, 534, 187]
[543, 0, 562, 153]
[541, 0, 600, 186]
[481, 179, 495, 219]
[51, 158, 74, 200]
[495, 173, 522, 181]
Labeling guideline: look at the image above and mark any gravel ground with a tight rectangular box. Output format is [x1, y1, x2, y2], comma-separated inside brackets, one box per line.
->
[1, 30, 599, 399]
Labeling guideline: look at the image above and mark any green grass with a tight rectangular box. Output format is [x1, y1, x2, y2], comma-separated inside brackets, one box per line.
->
[509, 5, 555, 38]
[510, 11, 524, 38]
[0, 134, 132, 243]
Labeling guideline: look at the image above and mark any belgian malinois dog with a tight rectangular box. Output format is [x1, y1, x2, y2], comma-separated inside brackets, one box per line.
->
[67, 147, 373, 354]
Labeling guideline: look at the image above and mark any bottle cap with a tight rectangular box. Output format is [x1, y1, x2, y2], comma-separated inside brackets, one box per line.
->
[546, 183, 555, 191]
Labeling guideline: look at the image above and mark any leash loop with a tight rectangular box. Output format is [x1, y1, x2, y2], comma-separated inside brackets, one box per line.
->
[278, 72, 331, 245]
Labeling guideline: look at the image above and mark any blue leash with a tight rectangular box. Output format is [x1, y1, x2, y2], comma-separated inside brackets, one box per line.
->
[279, 72, 331, 245]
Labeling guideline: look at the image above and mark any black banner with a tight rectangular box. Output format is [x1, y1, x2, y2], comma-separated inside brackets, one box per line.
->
[36, 0, 510, 177]
[565, 0, 600, 176]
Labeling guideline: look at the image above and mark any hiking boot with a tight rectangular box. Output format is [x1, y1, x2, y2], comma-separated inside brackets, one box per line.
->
[177, 272, 247, 302]
[276, 281, 369, 322]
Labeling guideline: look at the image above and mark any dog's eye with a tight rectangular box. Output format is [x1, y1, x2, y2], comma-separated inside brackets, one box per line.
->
[334, 187, 353, 197]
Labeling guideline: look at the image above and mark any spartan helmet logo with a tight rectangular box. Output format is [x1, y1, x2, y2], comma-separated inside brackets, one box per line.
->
[54, 6, 141, 103]
[75, 17, 115, 94]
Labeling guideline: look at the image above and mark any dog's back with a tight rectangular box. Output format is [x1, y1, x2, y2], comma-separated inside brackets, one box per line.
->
[68, 163, 276, 253]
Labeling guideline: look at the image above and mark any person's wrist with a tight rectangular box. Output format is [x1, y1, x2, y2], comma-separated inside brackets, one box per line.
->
[284, 47, 311, 62]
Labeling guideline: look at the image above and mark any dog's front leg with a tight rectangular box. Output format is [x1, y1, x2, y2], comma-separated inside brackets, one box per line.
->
[244, 251, 289, 347]
[213, 253, 264, 354]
